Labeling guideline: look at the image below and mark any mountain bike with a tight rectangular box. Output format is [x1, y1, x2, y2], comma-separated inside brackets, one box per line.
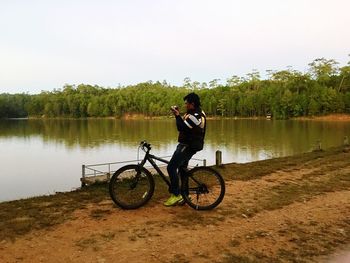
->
[109, 141, 225, 210]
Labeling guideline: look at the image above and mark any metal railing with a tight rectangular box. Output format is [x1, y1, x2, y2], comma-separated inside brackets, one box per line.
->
[81, 156, 206, 187]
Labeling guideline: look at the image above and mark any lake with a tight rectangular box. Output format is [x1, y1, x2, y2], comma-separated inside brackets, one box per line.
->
[1, 118, 349, 202]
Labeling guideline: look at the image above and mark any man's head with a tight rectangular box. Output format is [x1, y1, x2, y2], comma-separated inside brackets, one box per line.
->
[183, 92, 201, 110]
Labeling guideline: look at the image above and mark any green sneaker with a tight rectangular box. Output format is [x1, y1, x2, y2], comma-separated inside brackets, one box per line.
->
[163, 194, 183, 206]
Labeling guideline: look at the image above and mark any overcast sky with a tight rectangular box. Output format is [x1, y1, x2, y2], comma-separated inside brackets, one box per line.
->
[1, 0, 349, 94]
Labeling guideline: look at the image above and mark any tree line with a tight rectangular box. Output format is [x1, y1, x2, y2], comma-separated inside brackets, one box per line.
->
[1, 57, 350, 119]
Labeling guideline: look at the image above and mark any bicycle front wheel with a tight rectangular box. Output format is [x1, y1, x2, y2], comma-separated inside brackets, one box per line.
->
[182, 166, 225, 210]
[109, 165, 155, 209]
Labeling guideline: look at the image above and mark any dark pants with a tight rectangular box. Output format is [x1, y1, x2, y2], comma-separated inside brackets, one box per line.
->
[167, 143, 195, 196]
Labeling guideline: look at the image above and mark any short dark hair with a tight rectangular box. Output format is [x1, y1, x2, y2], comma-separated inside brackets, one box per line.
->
[183, 92, 201, 107]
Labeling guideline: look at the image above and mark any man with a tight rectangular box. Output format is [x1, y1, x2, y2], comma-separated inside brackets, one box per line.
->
[164, 92, 206, 206]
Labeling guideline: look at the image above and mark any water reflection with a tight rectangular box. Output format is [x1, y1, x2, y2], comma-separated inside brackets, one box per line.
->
[0, 119, 178, 148]
[0, 119, 349, 201]
[1, 119, 349, 151]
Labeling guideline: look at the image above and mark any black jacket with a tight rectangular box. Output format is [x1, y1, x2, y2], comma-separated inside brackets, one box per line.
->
[175, 108, 206, 152]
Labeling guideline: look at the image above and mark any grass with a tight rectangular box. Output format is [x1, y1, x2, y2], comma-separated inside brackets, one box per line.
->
[89, 208, 113, 220]
[216, 146, 345, 181]
[275, 220, 350, 262]
[0, 183, 109, 241]
[75, 230, 118, 251]
[229, 239, 241, 247]
[220, 253, 261, 263]
[219, 219, 350, 263]
[75, 237, 99, 251]
[212, 146, 350, 221]
[237, 165, 350, 217]
[170, 253, 190, 263]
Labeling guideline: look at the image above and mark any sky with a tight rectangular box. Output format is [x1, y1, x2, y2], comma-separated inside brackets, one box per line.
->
[0, 0, 349, 94]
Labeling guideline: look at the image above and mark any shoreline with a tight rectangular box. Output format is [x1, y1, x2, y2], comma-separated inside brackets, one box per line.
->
[1, 144, 348, 205]
[291, 113, 350, 122]
[0, 145, 349, 262]
[4, 113, 350, 121]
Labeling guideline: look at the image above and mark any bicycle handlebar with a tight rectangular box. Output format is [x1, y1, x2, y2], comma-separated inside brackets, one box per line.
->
[140, 140, 151, 152]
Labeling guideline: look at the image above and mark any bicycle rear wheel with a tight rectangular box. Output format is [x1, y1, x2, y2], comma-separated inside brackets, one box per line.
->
[182, 166, 225, 210]
[109, 165, 155, 209]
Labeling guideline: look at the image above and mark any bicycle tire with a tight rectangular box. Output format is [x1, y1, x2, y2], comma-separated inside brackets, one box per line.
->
[182, 166, 225, 210]
[109, 164, 155, 209]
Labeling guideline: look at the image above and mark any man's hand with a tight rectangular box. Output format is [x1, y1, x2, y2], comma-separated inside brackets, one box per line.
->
[170, 106, 180, 116]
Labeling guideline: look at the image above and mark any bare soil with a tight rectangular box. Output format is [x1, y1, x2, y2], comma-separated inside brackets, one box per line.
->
[0, 147, 350, 263]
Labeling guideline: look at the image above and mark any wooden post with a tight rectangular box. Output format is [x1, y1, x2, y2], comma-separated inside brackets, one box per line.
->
[81, 165, 86, 187]
[216, 150, 222, 167]
[316, 140, 322, 151]
[203, 159, 207, 167]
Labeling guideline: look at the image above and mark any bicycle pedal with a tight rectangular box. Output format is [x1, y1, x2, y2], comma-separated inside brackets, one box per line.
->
[177, 199, 186, 205]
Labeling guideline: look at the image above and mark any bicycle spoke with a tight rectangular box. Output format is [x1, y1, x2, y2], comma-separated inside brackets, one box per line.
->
[109, 165, 154, 209]
[184, 167, 225, 210]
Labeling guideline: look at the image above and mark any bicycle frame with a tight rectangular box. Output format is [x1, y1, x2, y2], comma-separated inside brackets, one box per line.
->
[137, 143, 203, 192]
[139, 149, 172, 188]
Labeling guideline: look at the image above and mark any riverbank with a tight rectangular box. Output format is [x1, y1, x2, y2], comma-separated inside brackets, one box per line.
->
[292, 114, 350, 122]
[20, 113, 350, 121]
[1, 146, 350, 262]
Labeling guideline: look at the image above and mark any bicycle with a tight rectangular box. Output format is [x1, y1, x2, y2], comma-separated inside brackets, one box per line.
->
[109, 141, 225, 210]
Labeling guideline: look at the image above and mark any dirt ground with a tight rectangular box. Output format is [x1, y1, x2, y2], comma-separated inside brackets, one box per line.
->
[0, 147, 350, 263]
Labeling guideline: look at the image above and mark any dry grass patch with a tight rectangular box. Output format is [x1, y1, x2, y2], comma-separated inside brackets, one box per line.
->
[89, 208, 113, 220]
[0, 183, 109, 241]
[75, 230, 118, 251]
[217, 147, 345, 181]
